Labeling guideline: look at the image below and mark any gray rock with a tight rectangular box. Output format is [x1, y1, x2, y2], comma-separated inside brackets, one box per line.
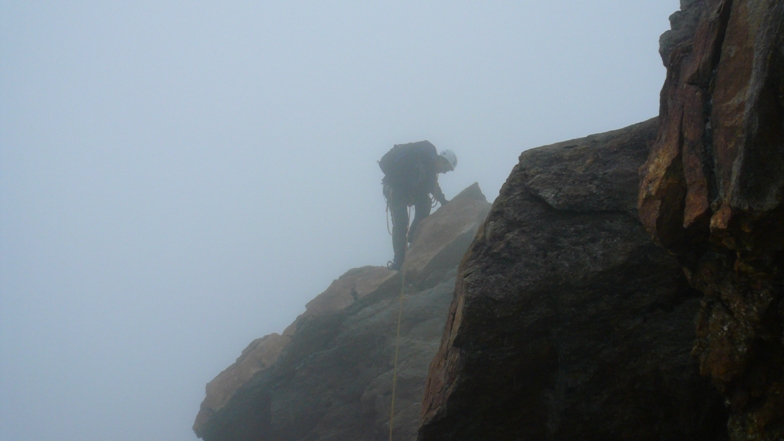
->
[420, 118, 727, 441]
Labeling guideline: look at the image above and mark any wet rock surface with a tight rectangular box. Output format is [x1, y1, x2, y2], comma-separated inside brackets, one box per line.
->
[639, 0, 784, 438]
[419, 119, 727, 441]
[194, 185, 490, 441]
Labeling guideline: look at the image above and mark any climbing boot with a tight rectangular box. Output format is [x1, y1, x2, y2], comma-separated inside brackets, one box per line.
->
[387, 259, 403, 271]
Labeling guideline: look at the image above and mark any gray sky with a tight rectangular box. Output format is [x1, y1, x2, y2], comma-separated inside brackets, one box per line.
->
[1, 2, 677, 440]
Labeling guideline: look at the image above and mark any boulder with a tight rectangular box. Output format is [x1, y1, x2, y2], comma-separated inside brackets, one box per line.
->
[638, 0, 784, 438]
[403, 183, 492, 289]
[193, 184, 491, 441]
[419, 119, 727, 441]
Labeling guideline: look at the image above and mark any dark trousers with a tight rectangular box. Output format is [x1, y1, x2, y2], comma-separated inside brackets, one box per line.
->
[385, 184, 432, 265]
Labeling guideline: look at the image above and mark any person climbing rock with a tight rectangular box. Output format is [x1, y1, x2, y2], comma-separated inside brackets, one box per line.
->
[379, 140, 457, 271]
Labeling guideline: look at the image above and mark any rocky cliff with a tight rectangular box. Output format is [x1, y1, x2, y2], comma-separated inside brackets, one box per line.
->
[417, 1, 784, 439]
[193, 184, 491, 441]
[639, 0, 784, 439]
[418, 118, 727, 441]
[194, 2, 784, 439]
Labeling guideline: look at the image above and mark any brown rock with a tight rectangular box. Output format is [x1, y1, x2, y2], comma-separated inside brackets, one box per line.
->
[419, 119, 727, 441]
[305, 266, 397, 316]
[193, 266, 398, 437]
[193, 333, 290, 437]
[193, 184, 490, 441]
[403, 183, 492, 289]
[638, 1, 784, 438]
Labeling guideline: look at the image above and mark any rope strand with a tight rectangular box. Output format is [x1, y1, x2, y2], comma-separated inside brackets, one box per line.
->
[389, 268, 406, 441]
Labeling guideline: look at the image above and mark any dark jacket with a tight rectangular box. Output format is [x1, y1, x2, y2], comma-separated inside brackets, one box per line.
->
[379, 141, 446, 203]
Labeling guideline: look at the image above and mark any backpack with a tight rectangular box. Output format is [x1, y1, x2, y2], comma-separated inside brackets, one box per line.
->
[378, 144, 408, 178]
[378, 140, 436, 185]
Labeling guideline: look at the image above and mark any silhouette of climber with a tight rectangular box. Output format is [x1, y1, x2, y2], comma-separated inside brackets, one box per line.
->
[379, 141, 457, 271]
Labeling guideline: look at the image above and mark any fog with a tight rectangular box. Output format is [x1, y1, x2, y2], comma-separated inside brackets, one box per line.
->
[1, 2, 677, 440]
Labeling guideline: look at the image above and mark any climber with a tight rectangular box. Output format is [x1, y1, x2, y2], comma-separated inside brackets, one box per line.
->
[379, 140, 457, 271]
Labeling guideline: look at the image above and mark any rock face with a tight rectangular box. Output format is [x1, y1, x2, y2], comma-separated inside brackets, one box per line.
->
[193, 184, 491, 441]
[194, 333, 291, 434]
[638, 0, 784, 438]
[419, 119, 728, 441]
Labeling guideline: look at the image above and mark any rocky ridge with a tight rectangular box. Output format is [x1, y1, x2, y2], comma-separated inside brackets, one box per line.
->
[193, 1, 784, 439]
[194, 184, 491, 441]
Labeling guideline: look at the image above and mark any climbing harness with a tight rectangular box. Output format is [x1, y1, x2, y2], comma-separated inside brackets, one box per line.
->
[388, 266, 406, 441]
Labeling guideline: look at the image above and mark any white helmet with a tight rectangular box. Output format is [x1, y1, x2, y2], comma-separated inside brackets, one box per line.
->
[439, 149, 458, 171]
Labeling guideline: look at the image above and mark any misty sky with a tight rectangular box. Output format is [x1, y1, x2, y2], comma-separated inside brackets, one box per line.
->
[1, 2, 678, 440]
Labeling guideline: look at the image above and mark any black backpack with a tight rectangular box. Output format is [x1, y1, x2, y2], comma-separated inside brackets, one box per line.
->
[378, 141, 435, 187]
[378, 144, 408, 178]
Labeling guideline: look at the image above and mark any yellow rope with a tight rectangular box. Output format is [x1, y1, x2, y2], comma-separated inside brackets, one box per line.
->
[389, 267, 406, 441]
